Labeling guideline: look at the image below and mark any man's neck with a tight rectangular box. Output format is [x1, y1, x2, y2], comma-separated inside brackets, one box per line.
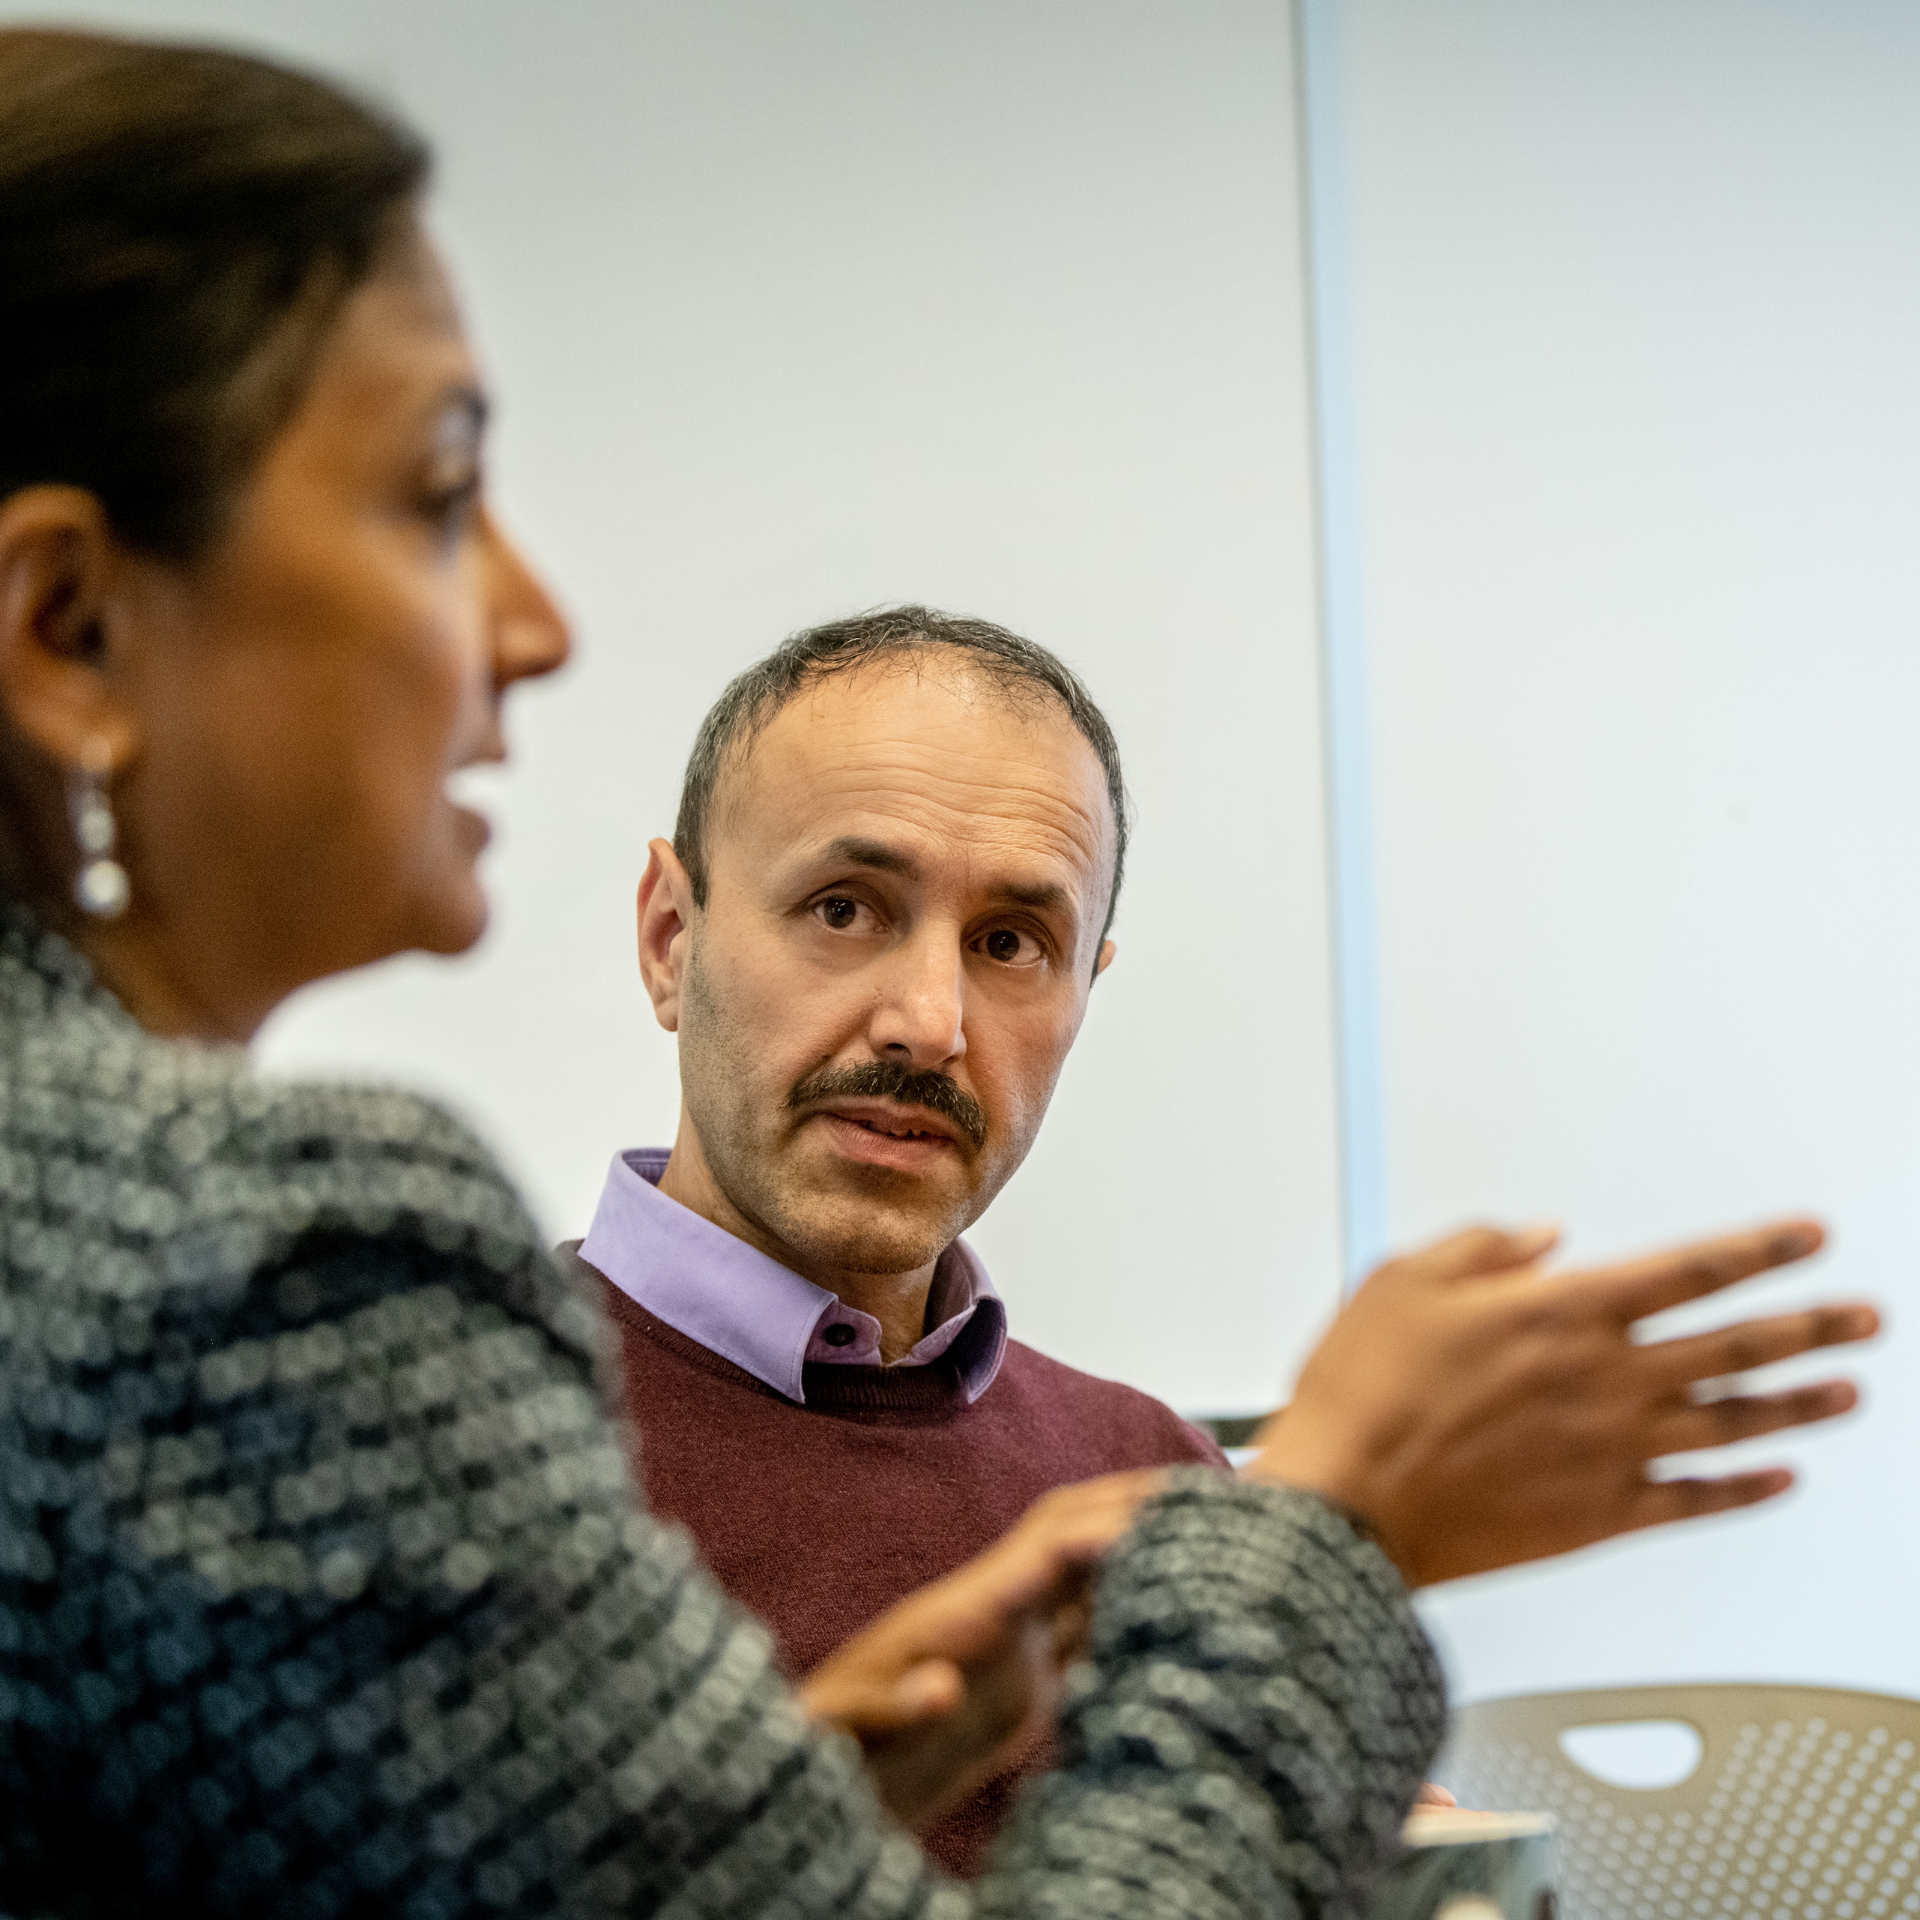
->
[655, 1117, 938, 1364]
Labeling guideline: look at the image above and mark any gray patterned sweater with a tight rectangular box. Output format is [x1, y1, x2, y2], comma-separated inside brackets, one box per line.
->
[0, 906, 1445, 1919]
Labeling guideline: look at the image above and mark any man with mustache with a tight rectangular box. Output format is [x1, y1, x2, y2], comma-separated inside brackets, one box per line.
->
[565, 605, 1230, 1874]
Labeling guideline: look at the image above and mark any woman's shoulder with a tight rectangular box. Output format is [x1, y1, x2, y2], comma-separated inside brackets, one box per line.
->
[19, 999, 533, 1248]
[0, 910, 600, 1359]
[167, 1072, 583, 1337]
[10, 985, 581, 1328]
[199, 1071, 538, 1237]
[170, 1074, 609, 1387]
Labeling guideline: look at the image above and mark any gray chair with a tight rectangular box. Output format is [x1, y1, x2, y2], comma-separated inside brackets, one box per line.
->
[1435, 1683, 1920, 1920]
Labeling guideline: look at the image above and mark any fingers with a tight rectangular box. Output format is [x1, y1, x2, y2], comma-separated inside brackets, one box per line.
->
[1627, 1466, 1795, 1533]
[1048, 1595, 1094, 1668]
[1381, 1222, 1561, 1286]
[1580, 1218, 1825, 1323]
[985, 1469, 1167, 1594]
[1055, 1466, 1168, 1533]
[1414, 1782, 1459, 1808]
[1645, 1301, 1879, 1387]
[873, 1473, 1160, 1669]
[799, 1656, 965, 1742]
[1016, 1469, 1164, 1544]
[873, 1659, 966, 1731]
[1650, 1378, 1860, 1455]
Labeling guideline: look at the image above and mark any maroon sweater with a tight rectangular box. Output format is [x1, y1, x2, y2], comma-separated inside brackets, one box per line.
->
[573, 1254, 1227, 1876]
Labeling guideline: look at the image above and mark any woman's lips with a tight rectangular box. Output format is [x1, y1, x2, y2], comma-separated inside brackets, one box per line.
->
[446, 796, 492, 851]
[814, 1110, 957, 1173]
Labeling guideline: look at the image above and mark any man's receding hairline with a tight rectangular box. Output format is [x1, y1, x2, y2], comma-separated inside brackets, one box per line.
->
[702, 645, 1114, 843]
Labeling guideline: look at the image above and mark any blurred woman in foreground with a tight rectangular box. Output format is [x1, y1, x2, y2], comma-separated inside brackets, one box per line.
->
[0, 27, 1876, 1919]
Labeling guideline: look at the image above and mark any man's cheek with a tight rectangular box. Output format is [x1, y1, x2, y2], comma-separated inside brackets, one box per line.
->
[995, 1067, 1066, 1162]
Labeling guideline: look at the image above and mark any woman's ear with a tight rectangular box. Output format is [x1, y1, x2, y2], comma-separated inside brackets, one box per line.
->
[637, 836, 698, 1032]
[0, 486, 136, 770]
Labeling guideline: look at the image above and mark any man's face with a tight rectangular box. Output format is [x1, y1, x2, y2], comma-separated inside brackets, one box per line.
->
[666, 658, 1116, 1279]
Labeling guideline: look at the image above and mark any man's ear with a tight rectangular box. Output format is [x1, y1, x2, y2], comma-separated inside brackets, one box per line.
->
[0, 486, 137, 771]
[1092, 937, 1117, 982]
[637, 837, 699, 1033]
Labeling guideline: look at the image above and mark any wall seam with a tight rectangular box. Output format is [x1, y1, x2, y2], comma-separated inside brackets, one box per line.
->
[1292, 0, 1388, 1288]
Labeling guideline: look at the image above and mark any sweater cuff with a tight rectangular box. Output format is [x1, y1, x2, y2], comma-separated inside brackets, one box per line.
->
[1088, 1468, 1447, 1905]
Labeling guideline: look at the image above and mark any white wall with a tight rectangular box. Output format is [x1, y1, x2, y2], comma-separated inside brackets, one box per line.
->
[18, 0, 1347, 1416]
[1312, 0, 1920, 1699]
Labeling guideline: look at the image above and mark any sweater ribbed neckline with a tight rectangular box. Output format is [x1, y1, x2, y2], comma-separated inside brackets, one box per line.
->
[800, 1355, 970, 1413]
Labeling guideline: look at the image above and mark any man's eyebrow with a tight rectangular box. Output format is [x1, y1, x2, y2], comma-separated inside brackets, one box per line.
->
[816, 836, 920, 879]
[989, 880, 1072, 914]
[808, 839, 1073, 914]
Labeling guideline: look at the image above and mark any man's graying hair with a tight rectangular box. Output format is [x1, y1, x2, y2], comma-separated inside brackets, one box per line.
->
[674, 606, 1131, 946]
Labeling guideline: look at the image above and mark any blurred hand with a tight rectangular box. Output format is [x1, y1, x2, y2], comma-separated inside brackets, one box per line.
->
[1248, 1218, 1877, 1587]
[798, 1469, 1162, 1829]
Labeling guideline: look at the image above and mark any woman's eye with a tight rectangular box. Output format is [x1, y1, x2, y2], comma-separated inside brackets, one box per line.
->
[420, 473, 482, 537]
[816, 897, 864, 931]
[980, 927, 1041, 966]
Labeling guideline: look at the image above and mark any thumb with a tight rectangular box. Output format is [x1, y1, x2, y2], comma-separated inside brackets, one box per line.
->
[1391, 1221, 1561, 1285]
[842, 1659, 966, 1739]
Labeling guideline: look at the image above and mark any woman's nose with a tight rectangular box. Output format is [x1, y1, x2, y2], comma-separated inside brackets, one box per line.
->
[483, 507, 571, 687]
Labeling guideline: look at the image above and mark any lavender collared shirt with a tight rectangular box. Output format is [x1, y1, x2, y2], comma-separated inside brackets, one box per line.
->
[578, 1148, 1009, 1406]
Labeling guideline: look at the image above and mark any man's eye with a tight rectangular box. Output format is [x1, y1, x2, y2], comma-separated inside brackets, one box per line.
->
[981, 928, 1037, 965]
[817, 898, 862, 931]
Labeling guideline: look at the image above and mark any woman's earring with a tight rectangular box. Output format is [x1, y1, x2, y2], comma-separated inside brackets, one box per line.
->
[69, 744, 129, 920]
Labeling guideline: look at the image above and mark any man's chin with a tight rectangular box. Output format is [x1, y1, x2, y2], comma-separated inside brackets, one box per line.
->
[752, 1130, 994, 1273]
[777, 1192, 967, 1280]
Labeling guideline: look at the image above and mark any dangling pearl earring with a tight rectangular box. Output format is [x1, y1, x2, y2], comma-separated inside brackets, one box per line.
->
[68, 742, 129, 920]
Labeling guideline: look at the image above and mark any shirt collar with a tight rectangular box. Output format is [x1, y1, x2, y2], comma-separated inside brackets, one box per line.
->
[578, 1148, 1007, 1406]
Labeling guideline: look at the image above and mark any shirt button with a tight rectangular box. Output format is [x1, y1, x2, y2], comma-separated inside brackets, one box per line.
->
[822, 1324, 857, 1348]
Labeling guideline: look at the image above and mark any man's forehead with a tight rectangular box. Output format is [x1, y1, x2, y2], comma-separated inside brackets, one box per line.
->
[717, 662, 1115, 879]
[776, 654, 1047, 733]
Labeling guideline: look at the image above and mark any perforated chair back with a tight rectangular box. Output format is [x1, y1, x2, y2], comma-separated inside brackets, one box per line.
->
[1436, 1683, 1920, 1920]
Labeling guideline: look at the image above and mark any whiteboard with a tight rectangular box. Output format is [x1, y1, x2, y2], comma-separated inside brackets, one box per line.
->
[1313, 0, 1920, 1698]
[22, 0, 1348, 1416]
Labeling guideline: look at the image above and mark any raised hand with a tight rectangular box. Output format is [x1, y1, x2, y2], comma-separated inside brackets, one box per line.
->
[797, 1469, 1163, 1828]
[1249, 1219, 1877, 1588]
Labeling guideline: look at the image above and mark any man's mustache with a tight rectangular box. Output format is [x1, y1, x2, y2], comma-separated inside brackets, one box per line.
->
[787, 1058, 990, 1152]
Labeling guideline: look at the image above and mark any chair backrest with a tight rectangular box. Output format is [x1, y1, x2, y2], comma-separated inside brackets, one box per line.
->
[1436, 1683, 1920, 1920]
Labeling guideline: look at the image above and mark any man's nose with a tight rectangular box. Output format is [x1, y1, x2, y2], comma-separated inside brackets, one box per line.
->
[866, 928, 966, 1067]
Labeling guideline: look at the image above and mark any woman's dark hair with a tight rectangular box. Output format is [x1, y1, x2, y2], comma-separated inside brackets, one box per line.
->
[0, 29, 430, 558]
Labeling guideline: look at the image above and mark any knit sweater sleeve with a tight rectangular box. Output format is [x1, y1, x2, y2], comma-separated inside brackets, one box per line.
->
[976, 1475, 1447, 1920]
